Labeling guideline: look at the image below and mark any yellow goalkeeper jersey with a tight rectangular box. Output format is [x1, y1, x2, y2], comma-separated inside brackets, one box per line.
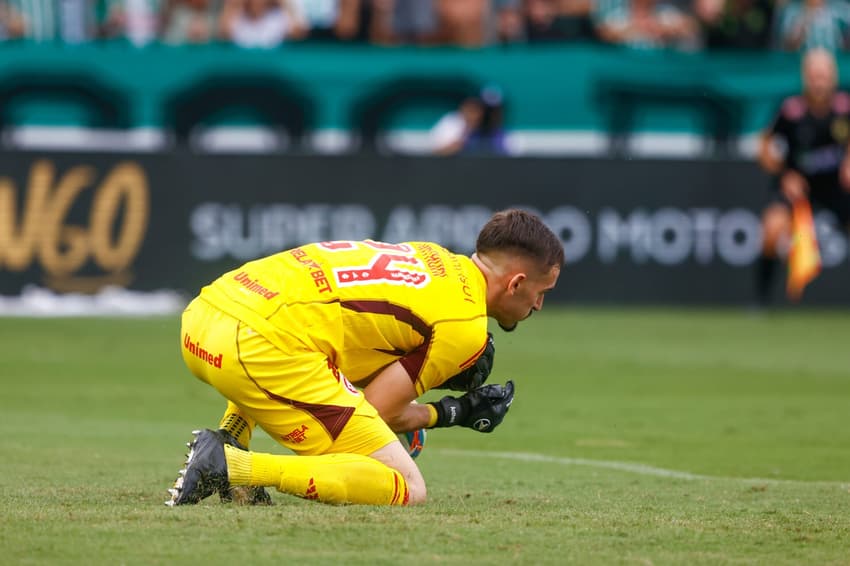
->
[198, 240, 489, 395]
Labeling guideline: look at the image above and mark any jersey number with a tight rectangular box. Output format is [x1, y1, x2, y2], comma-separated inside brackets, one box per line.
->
[319, 240, 430, 288]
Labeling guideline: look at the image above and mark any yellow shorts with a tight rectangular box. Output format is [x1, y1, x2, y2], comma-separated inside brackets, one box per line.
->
[180, 297, 397, 457]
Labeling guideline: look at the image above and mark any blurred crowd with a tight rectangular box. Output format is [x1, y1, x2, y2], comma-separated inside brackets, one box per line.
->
[0, 0, 848, 52]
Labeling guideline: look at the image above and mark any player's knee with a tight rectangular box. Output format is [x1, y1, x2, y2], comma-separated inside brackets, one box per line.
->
[405, 477, 427, 505]
[368, 440, 427, 504]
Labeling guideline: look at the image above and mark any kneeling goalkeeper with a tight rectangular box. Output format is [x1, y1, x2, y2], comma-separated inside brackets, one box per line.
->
[167, 209, 563, 506]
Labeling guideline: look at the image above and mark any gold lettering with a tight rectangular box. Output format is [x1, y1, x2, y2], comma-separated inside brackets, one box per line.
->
[0, 159, 150, 289]
[89, 162, 149, 271]
[38, 164, 95, 276]
[0, 160, 53, 270]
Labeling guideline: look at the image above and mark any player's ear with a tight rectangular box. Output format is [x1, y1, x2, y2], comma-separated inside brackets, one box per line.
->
[507, 272, 526, 295]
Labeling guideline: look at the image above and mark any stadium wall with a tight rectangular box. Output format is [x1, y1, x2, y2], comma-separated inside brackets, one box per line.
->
[0, 43, 840, 142]
[1, 152, 848, 305]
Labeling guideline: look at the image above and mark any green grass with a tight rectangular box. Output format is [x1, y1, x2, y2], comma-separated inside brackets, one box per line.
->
[1, 308, 849, 565]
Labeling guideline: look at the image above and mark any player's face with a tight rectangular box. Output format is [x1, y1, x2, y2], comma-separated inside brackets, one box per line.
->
[496, 265, 560, 332]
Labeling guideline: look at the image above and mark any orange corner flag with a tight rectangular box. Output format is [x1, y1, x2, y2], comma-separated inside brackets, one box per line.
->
[786, 199, 821, 301]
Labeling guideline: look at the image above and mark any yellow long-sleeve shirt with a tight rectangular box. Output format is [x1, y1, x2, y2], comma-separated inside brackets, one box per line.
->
[199, 240, 489, 396]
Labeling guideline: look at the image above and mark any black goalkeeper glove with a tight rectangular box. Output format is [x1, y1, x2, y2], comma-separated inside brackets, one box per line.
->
[437, 333, 495, 392]
[428, 380, 515, 433]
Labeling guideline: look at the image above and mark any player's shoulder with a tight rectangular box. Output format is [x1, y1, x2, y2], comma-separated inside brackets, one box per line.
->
[779, 95, 807, 121]
[408, 241, 471, 271]
[433, 317, 489, 358]
[832, 91, 850, 114]
[408, 241, 451, 255]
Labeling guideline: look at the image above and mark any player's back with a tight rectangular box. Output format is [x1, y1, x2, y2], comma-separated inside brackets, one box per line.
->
[199, 240, 489, 389]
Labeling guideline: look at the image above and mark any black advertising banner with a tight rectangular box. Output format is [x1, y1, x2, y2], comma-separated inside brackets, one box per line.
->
[1, 151, 848, 305]
[0, 154, 187, 295]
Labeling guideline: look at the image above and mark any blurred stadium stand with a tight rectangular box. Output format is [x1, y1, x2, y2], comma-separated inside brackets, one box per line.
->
[594, 77, 743, 158]
[1, 2, 849, 305]
[0, 42, 825, 157]
[0, 71, 131, 131]
[350, 75, 484, 154]
[163, 73, 315, 152]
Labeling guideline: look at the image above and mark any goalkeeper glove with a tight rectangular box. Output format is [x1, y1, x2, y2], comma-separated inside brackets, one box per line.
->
[428, 380, 515, 433]
[437, 333, 495, 392]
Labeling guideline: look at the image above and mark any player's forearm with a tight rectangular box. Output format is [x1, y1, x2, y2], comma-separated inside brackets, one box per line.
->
[384, 403, 433, 433]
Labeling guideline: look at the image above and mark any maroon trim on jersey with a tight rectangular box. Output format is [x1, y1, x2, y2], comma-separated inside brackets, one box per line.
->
[340, 300, 433, 381]
[292, 400, 355, 441]
[399, 345, 429, 382]
[236, 320, 355, 441]
[375, 347, 407, 356]
[259, 386, 355, 441]
[340, 300, 431, 337]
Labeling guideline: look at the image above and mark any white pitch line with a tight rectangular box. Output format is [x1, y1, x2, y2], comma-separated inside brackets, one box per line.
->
[439, 449, 850, 489]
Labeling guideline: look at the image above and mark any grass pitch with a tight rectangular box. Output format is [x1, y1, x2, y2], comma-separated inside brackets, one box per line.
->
[1, 308, 848, 565]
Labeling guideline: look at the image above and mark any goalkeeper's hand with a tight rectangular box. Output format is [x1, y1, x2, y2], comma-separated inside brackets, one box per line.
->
[437, 333, 495, 392]
[428, 380, 515, 433]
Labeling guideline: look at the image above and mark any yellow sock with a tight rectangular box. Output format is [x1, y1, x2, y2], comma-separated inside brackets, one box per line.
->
[223, 446, 408, 506]
[224, 445, 278, 487]
[218, 402, 254, 448]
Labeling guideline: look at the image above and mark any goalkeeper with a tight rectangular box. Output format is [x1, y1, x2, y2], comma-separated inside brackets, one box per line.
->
[167, 209, 563, 507]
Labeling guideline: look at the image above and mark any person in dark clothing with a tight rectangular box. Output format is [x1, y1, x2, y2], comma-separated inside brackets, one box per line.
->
[755, 48, 850, 304]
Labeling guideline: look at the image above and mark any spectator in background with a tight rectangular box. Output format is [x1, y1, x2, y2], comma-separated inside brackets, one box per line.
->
[389, 0, 507, 46]
[289, 0, 367, 42]
[494, 0, 524, 43]
[754, 48, 850, 305]
[101, 0, 160, 45]
[776, 0, 850, 52]
[347, 0, 385, 42]
[387, 0, 438, 44]
[693, 0, 774, 49]
[595, 0, 699, 50]
[430, 86, 508, 156]
[433, 0, 490, 46]
[522, 0, 595, 43]
[218, 0, 305, 48]
[14, 0, 98, 42]
[466, 86, 508, 153]
[58, 0, 98, 42]
[0, 0, 25, 39]
[159, 0, 219, 44]
[430, 96, 485, 154]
